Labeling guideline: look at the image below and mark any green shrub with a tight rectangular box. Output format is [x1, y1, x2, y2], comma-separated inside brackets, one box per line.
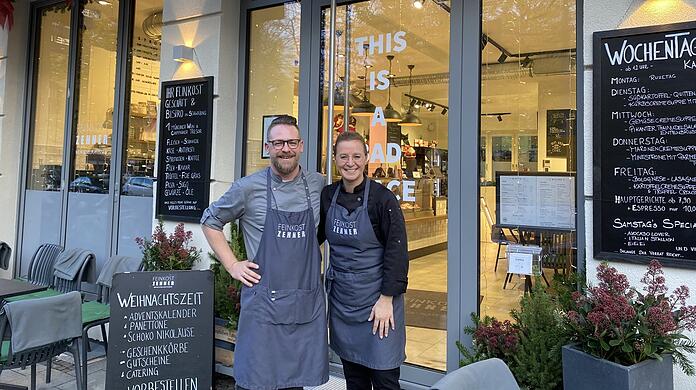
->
[210, 223, 247, 330]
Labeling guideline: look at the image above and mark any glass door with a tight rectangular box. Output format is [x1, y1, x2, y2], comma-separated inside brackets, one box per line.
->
[318, 0, 451, 374]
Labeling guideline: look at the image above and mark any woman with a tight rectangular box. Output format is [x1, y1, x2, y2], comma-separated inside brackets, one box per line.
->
[319, 131, 409, 390]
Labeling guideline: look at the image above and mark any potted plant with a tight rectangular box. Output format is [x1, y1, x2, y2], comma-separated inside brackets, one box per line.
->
[458, 276, 571, 390]
[563, 260, 696, 390]
[136, 220, 201, 271]
[209, 223, 246, 367]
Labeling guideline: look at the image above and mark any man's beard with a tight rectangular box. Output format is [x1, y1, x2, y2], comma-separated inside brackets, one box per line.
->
[272, 153, 299, 175]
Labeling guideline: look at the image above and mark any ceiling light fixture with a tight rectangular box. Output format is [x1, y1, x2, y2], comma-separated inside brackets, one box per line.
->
[399, 65, 422, 127]
[352, 63, 377, 117]
[441, 108, 448, 115]
[383, 55, 403, 122]
[497, 53, 508, 64]
[497, 115, 503, 122]
[413, 0, 425, 9]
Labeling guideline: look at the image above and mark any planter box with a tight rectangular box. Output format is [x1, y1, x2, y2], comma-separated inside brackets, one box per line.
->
[562, 345, 673, 390]
[214, 317, 237, 367]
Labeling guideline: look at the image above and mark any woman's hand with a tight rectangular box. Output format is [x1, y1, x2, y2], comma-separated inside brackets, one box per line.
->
[368, 294, 394, 339]
[226, 260, 261, 287]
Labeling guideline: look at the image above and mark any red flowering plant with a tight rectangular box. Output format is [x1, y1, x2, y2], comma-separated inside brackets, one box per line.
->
[136, 220, 201, 271]
[566, 260, 696, 375]
[457, 313, 520, 365]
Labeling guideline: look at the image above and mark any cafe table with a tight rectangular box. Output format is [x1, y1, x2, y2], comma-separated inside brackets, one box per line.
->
[0, 278, 48, 301]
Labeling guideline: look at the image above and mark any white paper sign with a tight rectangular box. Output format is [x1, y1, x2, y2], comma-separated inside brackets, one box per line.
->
[507, 252, 533, 275]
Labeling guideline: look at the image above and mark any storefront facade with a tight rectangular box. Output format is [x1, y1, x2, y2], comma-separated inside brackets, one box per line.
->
[0, 0, 694, 388]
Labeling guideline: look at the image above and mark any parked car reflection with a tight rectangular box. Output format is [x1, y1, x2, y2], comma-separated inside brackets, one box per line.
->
[122, 176, 154, 197]
[69, 176, 107, 193]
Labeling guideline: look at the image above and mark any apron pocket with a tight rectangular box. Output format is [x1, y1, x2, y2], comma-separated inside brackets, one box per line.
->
[330, 270, 382, 309]
[253, 287, 323, 325]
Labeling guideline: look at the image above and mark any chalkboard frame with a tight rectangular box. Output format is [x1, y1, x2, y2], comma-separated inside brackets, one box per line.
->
[155, 76, 214, 223]
[494, 171, 577, 232]
[592, 21, 696, 269]
[106, 270, 215, 390]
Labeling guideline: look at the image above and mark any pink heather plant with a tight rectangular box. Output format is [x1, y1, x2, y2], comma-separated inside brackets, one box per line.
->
[136, 220, 201, 271]
[566, 260, 696, 375]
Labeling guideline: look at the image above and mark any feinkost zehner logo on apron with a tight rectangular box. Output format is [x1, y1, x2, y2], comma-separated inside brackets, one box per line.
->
[332, 219, 358, 236]
[276, 223, 308, 239]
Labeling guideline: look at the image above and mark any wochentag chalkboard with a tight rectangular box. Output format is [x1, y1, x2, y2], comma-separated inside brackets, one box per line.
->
[593, 21, 696, 268]
[106, 270, 214, 390]
[156, 77, 214, 223]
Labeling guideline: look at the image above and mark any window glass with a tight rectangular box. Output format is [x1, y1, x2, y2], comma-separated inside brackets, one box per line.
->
[244, 2, 301, 175]
[320, 0, 450, 371]
[479, 0, 577, 321]
[121, 1, 162, 198]
[69, 0, 120, 194]
[27, 3, 71, 191]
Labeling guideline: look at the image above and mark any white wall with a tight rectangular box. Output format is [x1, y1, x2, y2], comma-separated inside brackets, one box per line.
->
[158, 0, 240, 269]
[0, 1, 29, 278]
[583, 1, 696, 389]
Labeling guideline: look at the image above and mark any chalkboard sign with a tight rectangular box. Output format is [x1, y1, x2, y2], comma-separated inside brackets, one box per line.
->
[156, 77, 214, 222]
[546, 109, 576, 158]
[106, 271, 214, 390]
[593, 22, 696, 268]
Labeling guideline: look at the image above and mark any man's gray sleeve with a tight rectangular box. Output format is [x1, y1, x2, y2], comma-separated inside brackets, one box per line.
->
[200, 180, 246, 231]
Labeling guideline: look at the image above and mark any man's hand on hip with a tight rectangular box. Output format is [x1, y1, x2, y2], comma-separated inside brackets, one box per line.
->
[228, 260, 261, 287]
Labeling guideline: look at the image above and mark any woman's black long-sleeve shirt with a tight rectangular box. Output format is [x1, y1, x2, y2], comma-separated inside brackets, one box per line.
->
[318, 178, 409, 296]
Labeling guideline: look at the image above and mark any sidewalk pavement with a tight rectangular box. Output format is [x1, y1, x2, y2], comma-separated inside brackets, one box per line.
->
[0, 355, 348, 390]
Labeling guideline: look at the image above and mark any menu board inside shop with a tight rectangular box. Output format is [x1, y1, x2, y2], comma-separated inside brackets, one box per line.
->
[496, 172, 576, 230]
[593, 22, 696, 268]
[106, 271, 214, 390]
[156, 77, 213, 222]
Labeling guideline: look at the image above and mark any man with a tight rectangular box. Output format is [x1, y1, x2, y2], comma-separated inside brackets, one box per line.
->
[201, 115, 328, 390]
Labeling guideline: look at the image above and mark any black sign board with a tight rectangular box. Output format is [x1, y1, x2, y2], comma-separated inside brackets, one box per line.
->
[593, 22, 696, 268]
[546, 109, 576, 158]
[156, 77, 214, 222]
[106, 271, 214, 390]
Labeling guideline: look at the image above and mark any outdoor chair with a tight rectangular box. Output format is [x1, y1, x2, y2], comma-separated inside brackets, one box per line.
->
[480, 197, 518, 273]
[0, 291, 83, 390]
[80, 255, 141, 390]
[0, 242, 11, 271]
[430, 358, 520, 390]
[4, 244, 64, 304]
[51, 249, 96, 296]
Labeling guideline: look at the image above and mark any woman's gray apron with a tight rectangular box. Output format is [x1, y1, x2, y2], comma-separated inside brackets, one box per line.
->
[234, 168, 329, 390]
[325, 180, 405, 370]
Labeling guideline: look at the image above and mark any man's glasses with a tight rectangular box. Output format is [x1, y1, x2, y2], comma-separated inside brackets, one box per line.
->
[267, 139, 301, 150]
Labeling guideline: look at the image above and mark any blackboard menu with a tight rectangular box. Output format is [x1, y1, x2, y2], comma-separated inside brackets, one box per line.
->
[546, 109, 576, 157]
[593, 22, 696, 268]
[106, 271, 214, 390]
[156, 77, 214, 222]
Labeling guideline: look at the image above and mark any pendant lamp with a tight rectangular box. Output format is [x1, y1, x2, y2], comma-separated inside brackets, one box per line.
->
[383, 55, 403, 123]
[352, 63, 377, 117]
[399, 64, 422, 127]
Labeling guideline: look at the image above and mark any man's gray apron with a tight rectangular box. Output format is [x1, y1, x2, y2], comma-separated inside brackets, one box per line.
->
[325, 180, 406, 370]
[234, 168, 329, 390]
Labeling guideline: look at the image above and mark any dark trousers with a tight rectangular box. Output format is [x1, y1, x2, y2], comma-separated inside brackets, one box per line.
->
[341, 358, 401, 390]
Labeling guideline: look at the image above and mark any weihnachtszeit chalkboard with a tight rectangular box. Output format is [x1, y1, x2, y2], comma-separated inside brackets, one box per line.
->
[156, 77, 213, 222]
[593, 22, 696, 268]
[106, 271, 214, 390]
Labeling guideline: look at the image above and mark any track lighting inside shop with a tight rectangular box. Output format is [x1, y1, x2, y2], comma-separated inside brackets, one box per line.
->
[413, 0, 425, 9]
[404, 93, 449, 117]
[481, 112, 512, 122]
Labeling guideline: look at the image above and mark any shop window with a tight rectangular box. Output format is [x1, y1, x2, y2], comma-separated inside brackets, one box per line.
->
[121, 3, 162, 197]
[27, 4, 71, 191]
[243, 2, 302, 175]
[320, 0, 450, 371]
[69, 0, 120, 194]
[479, 0, 577, 321]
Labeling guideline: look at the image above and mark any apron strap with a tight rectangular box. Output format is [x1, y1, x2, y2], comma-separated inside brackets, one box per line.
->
[362, 178, 371, 209]
[266, 167, 312, 211]
[330, 183, 341, 206]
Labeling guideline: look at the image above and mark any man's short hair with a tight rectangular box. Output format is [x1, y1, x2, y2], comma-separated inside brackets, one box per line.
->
[333, 131, 368, 154]
[268, 115, 300, 139]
